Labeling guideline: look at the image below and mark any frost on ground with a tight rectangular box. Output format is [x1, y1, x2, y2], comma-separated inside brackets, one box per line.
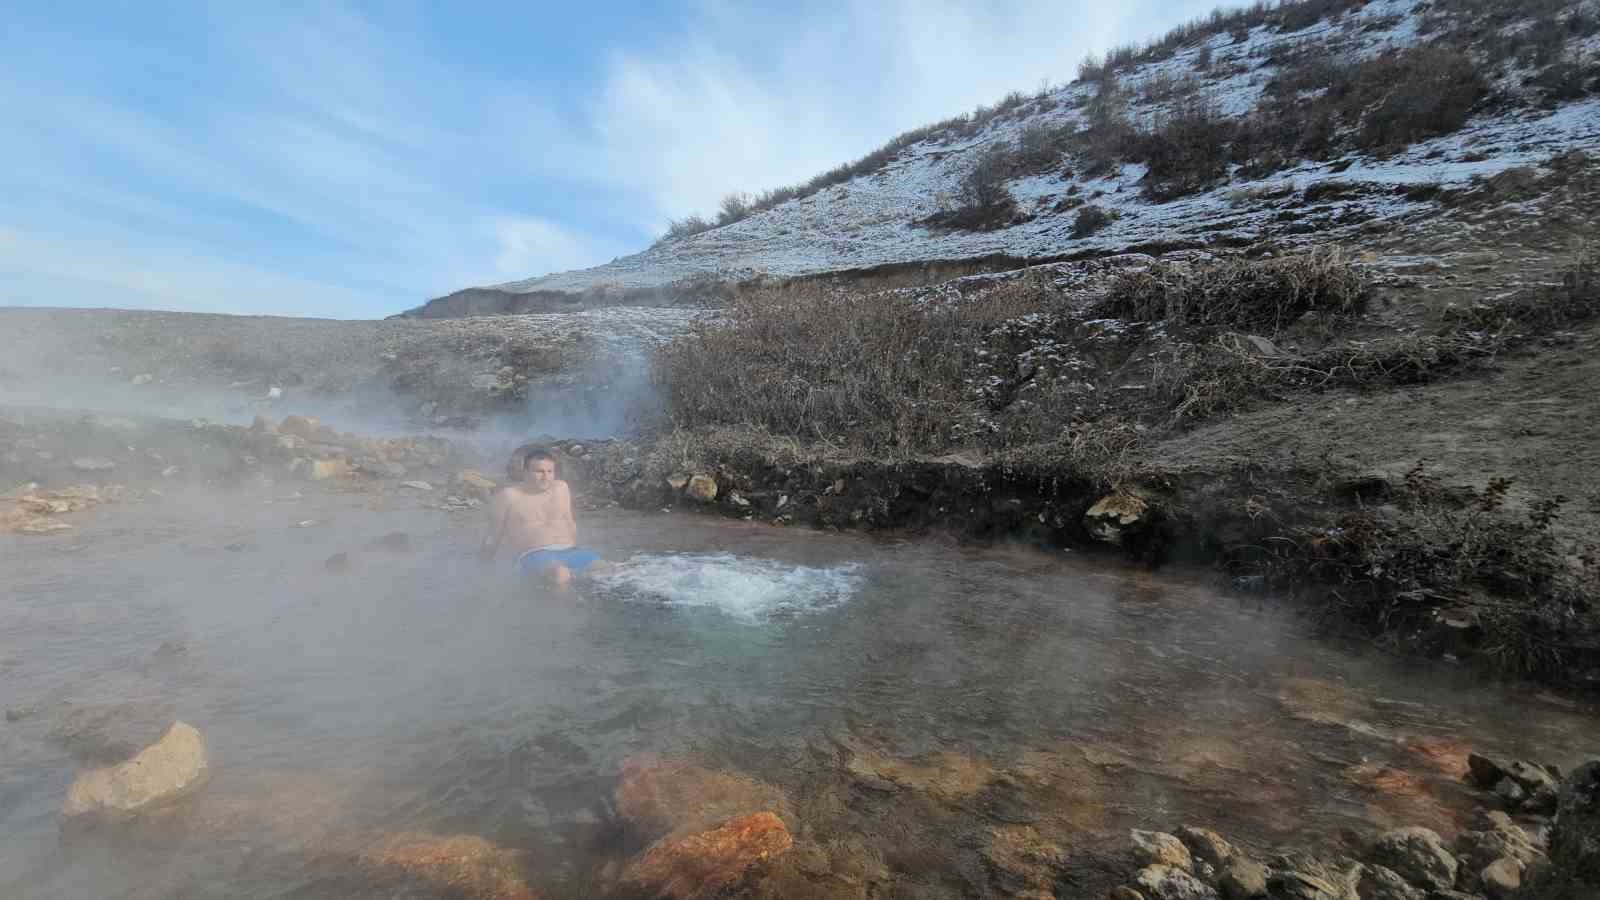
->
[469, 0, 1600, 300]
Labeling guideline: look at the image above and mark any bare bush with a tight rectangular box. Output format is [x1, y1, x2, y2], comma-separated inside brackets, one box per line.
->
[1015, 122, 1070, 173]
[1071, 204, 1116, 238]
[958, 142, 1017, 209]
[1131, 94, 1235, 200]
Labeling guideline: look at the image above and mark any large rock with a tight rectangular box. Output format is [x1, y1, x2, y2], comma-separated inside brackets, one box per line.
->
[1354, 864, 1422, 900]
[1219, 857, 1268, 899]
[1454, 810, 1544, 871]
[685, 474, 718, 503]
[278, 415, 323, 442]
[621, 811, 792, 899]
[1368, 827, 1456, 892]
[456, 470, 499, 500]
[1177, 825, 1236, 870]
[360, 833, 540, 900]
[1131, 830, 1195, 871]
[50, 701, 177, 765]
[62, 721, 209, 818]
[1527, 760, 1600, 898]
[308, 458, 350, 481]
[1479, 857, 1522, 898]
[1084, 493, 1148, 545]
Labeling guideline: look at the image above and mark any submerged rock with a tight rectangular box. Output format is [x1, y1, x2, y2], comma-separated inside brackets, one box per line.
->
[613, 755, 788, 840]
[62, 721, 209, 819]
[621, 811, 792, 900]
[360, 832, 540, 900]
[50, 701, 177, 765]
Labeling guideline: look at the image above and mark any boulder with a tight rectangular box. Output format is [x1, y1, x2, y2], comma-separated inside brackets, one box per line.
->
[1454, 812, 1544, 871]
[1085, 493, 1148, 545]
[1368, 827, 1456, 892]
[1218, 857, 1268, 899]
[308, 459, 350, 481]
[1264, 869, 1346, 900]
[621, 811, 792, 900]
[62, 721, 209, 819]
[1131, 830, 1194, 871]
[666, 473, 691, 491]
[1177, 826, 1236, 869]
[1133, 864, 1218, 900]
[686, 475, 718, 503]
[1479, 857, 1521, 898]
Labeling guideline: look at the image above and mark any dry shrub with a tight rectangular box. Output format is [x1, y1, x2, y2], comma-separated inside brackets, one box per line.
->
[1099, 250, 1368, 335]
[653, 281, 1056, 454]
[1346, 48, 1485, 152]
[1071, 205, 1116, 238]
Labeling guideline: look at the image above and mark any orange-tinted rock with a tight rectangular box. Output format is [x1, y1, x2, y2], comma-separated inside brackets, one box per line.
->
[361, 833, 540, 900]
[843, 749, 994, 803]
[622, 812, 792, 900]
[614, 755, 788, 839]
[1403, 737, 1472, 779]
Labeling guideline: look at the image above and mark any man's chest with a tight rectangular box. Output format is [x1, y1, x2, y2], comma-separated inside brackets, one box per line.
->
[508, 494, 563, 524]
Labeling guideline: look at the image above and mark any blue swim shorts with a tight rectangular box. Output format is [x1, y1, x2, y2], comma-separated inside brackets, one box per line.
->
[516, 546, 601, 575]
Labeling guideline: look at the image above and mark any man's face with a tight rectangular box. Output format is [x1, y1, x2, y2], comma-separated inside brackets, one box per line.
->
[524, 458, 557, 492]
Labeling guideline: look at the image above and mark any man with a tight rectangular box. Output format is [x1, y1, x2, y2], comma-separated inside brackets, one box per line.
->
[479, 445, 603, 585]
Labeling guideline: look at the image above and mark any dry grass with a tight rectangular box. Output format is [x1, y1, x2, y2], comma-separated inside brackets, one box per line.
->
[1098, 250, 1368, 335]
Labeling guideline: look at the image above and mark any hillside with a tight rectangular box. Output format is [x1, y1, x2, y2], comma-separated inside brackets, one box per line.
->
[408, 0, 1600, 316]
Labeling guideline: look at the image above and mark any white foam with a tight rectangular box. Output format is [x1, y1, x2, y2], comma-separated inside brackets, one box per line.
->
[593, 552, 862, 623]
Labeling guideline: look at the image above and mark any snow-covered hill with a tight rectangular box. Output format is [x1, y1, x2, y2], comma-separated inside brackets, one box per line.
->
[419, 0, 1600, 312]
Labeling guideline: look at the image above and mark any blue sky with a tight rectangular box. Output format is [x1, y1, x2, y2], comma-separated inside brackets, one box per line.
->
[1, 0, 1217, 318]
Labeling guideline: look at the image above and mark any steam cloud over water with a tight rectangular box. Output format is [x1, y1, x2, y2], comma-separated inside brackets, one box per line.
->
[594, 553, 865, 622]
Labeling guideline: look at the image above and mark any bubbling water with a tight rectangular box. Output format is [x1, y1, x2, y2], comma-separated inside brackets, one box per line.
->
[592, 552, 863, 623]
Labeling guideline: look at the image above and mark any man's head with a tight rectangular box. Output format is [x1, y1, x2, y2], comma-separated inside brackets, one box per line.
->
[509, 445, 558, 492]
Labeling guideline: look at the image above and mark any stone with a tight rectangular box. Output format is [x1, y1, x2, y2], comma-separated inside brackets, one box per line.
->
[1264, 870, 1345, 899]
[1479, 857, 1521, 898]
[1354, 864, 1422, 900]
[360, 833, 540, 900]
[727, 491, 751, 508]
[62, 722, 209, 818]
[1177, 825, 1236, 869]
[250, 415, 277, 433]
[279, 415, 322, 441]
[613, 755, 789, 840]
[50, 702, 177, 765]
[308, 459, 350, 481]
[1467, 752, 1508, 789]
[1131, 830, 1194, 871]
[455, 470, 498, 500]
[17, 520, 73, 534]
[982, 824, 1067, 898]
[1111, 888, 1147, 900]
[1495, 777, 1527, 809]
[1505, 759, 1558, 794]
[1529, 782, 1560, 815]
[1239, 334, 1279, 356]
[1535, 760, 1600, 897]
[131, 373, 153, 385]
[1369, 827, 1456, 892]
[400, 481, 434, 491]
[1219, 857, 1269, 899]
[70, 457, 117, 472]
[1133, 864, 1218, 899]
[1455, 817, 1544, 871]
[686, 474, 718, 503]
[666, 473, 691, 491]
[1085, 493, 1148, 545]
[621, 811, 792, 900]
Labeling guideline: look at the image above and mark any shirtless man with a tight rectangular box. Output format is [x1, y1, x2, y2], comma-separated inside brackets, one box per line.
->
[479, 445, 603, 586]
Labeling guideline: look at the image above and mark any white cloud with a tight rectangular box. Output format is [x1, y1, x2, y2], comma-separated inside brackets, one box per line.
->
[491, 218, 614, 279]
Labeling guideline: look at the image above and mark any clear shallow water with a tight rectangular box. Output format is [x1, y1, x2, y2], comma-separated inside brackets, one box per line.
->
[2, 490, 1598, 898]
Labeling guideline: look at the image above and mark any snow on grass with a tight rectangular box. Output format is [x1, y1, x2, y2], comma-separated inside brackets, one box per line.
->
[484, 0, 1596, 298]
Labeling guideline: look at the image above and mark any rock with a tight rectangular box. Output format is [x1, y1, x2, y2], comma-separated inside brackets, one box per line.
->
[1264, 870, 1345, 899]
[1455, 814, 1544, 871]
[1111, 888, 1147, 900]
[1505, 759, 1558, 794]
[1531, 760, 1600, 898]
[1495, 777, 1527, 809]
[1133, 864, 1218, 899]
[1479, 857, 1521, 898]
[727, 491, 751, 508]
[1085, 493, 1148, 545]
[455, 470, 498, 500]
[360, 832, 540, 900]
[1219, 857, 1268, 899]
[842, 747, 994, 803]
[1177, 826, 1236, 869]
[279, 415, 322, 442]
[666, 473, 691, 491]
[1529, 782, 1560, 815]
[70, 457, 117, 472]
[983, 824, 1067, 898]
[686, 474, 718, 503]
[6, 705, 40, 722]
[50, 702, 177, 765]
[62, 721, 209, 818]
[400, 481, 434, 491]
[1237, 334, 1279, 356]
[130, 373, 153, 385]
[1131, 830, 1195, 871]
[1468, 753, 1508, 789]
[250, 415, 278, 433]
[1354, 864, 1422, 900]
[613, 755, 789, 841]
[621, 811, 792, 900]
[1369, 827, 1456, 892]
[17, 520, 73, 534]
[308, 459, 350, 481]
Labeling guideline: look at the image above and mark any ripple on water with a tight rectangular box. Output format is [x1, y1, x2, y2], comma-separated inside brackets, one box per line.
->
[592, 552, 863, 623]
